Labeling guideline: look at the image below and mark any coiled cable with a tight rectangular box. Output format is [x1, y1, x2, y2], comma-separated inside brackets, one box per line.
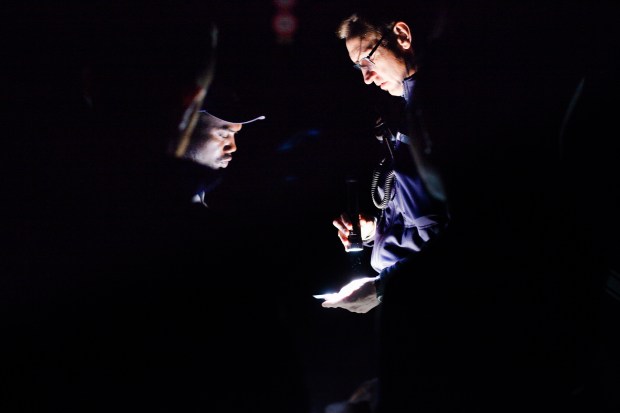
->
[372, 118, 396, 210]
[371, 158, 395, 210]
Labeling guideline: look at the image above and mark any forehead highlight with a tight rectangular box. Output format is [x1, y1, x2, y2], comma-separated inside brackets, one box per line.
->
[346, 36, 368, 61]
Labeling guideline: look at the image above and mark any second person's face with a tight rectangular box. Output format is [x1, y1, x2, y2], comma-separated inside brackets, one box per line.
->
[185, 113, 242, 170]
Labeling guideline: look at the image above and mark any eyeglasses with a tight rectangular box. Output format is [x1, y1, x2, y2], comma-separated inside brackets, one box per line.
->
[353, 34, 385, 71]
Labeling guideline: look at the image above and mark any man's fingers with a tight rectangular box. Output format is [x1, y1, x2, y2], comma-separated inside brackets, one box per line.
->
[340, 213, 353, 229]
[332, 220, 346, 232]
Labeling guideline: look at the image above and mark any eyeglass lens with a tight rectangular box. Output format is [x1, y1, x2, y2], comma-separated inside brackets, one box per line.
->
[353, 35, 384, 71]
[354, 57, 374, 71]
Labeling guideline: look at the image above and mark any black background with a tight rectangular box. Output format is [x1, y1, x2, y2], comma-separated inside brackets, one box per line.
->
[211, 3, 385, 411]
[5, 1, 619, 412]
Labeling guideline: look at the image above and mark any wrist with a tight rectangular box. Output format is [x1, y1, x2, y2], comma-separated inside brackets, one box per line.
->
[373, 275, 385, 303]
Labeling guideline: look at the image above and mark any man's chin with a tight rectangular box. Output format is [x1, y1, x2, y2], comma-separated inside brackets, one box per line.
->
[379, 82, 401, 96]
[387, 88, 403, 97]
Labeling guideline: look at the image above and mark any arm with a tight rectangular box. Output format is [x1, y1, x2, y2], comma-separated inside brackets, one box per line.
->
[317, 249, 426, 314]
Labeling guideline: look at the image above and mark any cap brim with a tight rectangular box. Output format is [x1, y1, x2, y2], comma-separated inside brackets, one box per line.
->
[199, 110, 265, 125]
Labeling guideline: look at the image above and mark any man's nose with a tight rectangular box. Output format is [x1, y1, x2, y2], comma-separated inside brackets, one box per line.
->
[224, 138, 237, 153]
[362, 68, 376, 85]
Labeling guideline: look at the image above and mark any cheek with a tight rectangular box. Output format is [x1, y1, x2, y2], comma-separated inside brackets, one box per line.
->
[380, 66, 399, 83]
[373, 64, 393, 82]
[380, 57, 404, 82]
[203, 138, 220, 151]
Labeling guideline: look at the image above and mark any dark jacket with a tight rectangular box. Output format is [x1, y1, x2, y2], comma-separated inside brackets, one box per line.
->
[369, 76, 449, 274]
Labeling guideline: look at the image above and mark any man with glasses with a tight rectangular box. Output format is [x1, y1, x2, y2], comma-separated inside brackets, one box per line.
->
[324, 13, 448, 316]
[321, 3, 620, 413]
[319, 9, 449, 413]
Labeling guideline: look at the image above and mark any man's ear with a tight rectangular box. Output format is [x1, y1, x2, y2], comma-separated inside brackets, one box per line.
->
[174, 85, 207, 157]
[392, 22, 413, 50]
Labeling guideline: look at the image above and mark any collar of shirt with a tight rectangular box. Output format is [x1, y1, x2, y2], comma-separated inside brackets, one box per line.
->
[401, 75, 416, 107]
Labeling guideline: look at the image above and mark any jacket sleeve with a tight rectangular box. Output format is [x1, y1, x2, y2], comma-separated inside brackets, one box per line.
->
[370, 138, 448, 273]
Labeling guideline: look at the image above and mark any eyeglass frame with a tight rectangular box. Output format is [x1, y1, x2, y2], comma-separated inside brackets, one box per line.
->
[353, 33, 385, 71]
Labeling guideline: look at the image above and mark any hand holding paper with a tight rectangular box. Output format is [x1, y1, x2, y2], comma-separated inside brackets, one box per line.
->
[314, 276, 380, 314]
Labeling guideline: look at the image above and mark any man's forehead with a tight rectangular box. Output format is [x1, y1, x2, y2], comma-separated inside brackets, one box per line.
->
[347, 36, 373, 60]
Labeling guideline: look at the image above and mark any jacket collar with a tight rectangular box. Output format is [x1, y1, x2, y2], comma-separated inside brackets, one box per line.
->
[402, 74, 416, 106]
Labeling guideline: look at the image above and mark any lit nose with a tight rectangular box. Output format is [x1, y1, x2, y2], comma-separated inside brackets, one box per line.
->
[362, 68, 376, 85]
[225, 138, 237, 153]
